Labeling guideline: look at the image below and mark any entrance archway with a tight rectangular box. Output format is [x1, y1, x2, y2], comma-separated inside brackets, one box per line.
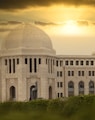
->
[49, 86, 52, 99]
[10, 86, 16, 100]
[30, 85, 37, 100]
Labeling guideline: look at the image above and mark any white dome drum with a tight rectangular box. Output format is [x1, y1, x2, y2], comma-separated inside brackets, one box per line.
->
[1, 24, 56, 56]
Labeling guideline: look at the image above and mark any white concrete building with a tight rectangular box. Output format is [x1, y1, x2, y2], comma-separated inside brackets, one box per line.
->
[0, 24, 95, 102]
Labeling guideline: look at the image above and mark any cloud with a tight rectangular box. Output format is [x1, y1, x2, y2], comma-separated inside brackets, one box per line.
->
[0, 0, 95, 11]
[0, 21, 22, 32]
[77, 20, 89, 26]
[0, 21, 22, 25]
[34, 21, 57, 26]
[8, 21, 22, 25]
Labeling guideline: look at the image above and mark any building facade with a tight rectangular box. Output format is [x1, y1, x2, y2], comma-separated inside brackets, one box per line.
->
[0, 24, 95, 102]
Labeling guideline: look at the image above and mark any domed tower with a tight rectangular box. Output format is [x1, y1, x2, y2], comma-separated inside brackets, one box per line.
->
[1, 24, 55, 56]
[0, 24, 56, 102]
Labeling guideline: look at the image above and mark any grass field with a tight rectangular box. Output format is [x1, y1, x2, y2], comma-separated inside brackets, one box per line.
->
[0, 95, 95, 120]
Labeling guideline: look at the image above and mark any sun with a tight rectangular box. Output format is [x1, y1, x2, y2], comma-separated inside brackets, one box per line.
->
[57, 20, 81, 36]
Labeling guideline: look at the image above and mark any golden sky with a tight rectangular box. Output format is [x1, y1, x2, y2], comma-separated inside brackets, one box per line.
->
[0, 0, 95, 55]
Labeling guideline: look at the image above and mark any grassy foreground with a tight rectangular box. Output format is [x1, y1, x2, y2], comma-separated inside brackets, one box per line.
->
[0, 95, 95, 120]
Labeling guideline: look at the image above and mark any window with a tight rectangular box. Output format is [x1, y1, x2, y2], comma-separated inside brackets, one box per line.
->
[60, 93, 63, 97]
[25, 58, 27, 64]
[80, 61, 84, 65]
[68, 71, 70, 76]
[34, 58, 37, 73]
[70, 61, 73, 65]
[78, 71, 84, 76]
[57, 71, 59, 77]
[60, 82, 63, 87]
[53, 60, 55, 65]
[68, 71, 74, 76]
[5, 59, 7, 65]
[65, 61, 69, 65]
[79, 81, 84, 95]
[88, 71, 95, 76]
[86, 61, 89, 65]
[13, 59, 15, 73]
[78, 71, 81, 76]
[60, 61, 63, 66]
[9, 59, 11, 73]
[89, 71, 91, 76]
[56, 60, 58, 66]
[60, 71, 62, 77]
[76, 61, 79, 65]
[92, 71, 95, 76]
[58, 93, 60, 98]
[82, 71, 84, 76]
[57, 82, 59, 87]
[91, 61, 94, 66]
[72, 71, 74, 76]
[68, 81, 74, 97]
[89, 81, 94, 94]
[39, 58, 41, 64]
[29, 58, 32, 73]
[17, 58, 19, 64]
[46, 59, 47, 64]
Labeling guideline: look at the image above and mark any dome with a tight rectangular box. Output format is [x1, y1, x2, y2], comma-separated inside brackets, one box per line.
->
[1, 24, 56, 56]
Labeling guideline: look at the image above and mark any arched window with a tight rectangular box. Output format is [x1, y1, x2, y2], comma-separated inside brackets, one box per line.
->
[79, 81, 84, 95]
[10, 86, 16, 100]
[30, 85, 37, 100]
[49, 86, 52, 99]
[68, 81, 74, 97]
[89, 81, 94, 94]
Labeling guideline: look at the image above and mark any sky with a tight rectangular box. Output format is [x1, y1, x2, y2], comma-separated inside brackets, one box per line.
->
[0, 0, 95, 55]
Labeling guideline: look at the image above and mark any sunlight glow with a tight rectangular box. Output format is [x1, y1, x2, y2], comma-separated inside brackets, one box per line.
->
[59, 20, 81, 35]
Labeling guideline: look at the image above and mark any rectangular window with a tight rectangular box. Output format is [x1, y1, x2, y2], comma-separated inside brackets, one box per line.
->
[25, 58, 27, 64]
[53, 60, 55, 65]
[86, 61, 89, 65]
[51, 59, 52, 74]
[60, 71, 62, 77]
[60, 61, 63, 66]
[92, 71, 94, 76]
[29, 58, 32, 73]
[58, 93, 60, 98]
[13, 59, 15, 73]
[91, 61, 94, 66]
[81, 61, 84, 65]
[46, 59, 47, 64]
[78, 71, 81, 76]
[57, 71, 59, 77]
[39, 58, 41, 64]
[34, 58, 37, 73]
[60, 93, 63, 97]
[5, 59, 7, 65]
[72, 71, 74, 76]
[17, 58, 19, 64]
[89, 71, 91, 76]
[9, 59, 11, 73]
[48, 59, 50, 73]
[56, 60, 58, 66]
[70, 61, 73, 65]
[82, 71, 84, 76]
[60, 82, 63, 87]
[65, 61, 69, 65]
[68, 71, 70, 76]
[76, 61, 79, 65]
[57, 82, 59, 88]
